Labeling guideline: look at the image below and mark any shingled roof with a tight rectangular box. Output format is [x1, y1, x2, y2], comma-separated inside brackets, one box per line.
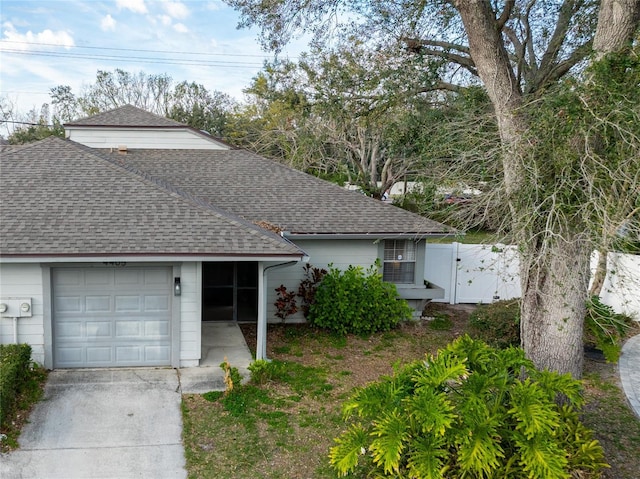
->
[65, 104, 185, 128]
[111, 149, 452, 237]
[0, 137, 304, 258]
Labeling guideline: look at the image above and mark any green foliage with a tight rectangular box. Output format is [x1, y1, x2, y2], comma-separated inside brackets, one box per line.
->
[469, 299, 521, 348]
[308, 263, 412, 335]
[584, 296, 633, 362]
[469, 296, 633, 361]
[248, 359, 332, 397]
[520, 47, 640, 259]
[296, 264, 327, 319]
[8, 120, 64, 145]
[427, 312, 453, 331]
[219, 359, 243, 394]
[247, 359, 272, 384]
[273, 284, 298, 322]
[330, 336, 606, 478]
[0, 344, 34, 427]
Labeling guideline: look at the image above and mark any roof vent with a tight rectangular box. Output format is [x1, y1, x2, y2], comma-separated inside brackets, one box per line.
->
[117, 145, 128, 154]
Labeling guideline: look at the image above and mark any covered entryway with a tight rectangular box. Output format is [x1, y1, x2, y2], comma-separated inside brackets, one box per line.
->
[52, 266, 173, 368]
[202, 262, 258, 321]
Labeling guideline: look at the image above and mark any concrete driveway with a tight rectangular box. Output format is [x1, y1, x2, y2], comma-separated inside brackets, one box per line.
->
[0, 369, 187, 479]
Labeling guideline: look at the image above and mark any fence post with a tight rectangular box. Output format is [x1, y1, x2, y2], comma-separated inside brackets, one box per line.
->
[449, 242, 459, 304]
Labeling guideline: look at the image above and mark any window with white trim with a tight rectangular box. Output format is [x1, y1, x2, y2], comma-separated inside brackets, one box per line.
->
[383, 240, 416, 283]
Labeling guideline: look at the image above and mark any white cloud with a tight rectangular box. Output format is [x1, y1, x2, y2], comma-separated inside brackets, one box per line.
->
[173, 23, 189, 33]
[100, 15, 117, 32]
[163, 1, 190, 20]
[0, 23, 75, 51]
[116, 0, 147, 14]
[159, 15, 172, 26]
[205, 1, 224, 11]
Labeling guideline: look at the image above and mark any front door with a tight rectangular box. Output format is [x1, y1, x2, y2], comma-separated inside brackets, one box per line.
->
[202, 262, 258, 321]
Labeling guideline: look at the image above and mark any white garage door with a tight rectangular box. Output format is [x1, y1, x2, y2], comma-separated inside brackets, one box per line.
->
[53, 266, 173, 368]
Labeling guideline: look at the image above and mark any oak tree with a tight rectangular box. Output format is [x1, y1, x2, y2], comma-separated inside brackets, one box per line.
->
[225, 0, 640, 377]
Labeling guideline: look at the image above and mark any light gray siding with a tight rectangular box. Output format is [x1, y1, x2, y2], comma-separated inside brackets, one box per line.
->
[266, 239, 380, 322]
[0, 264, 46, 364]
[67, 128, 228, 150]
[179, 262, 201, 367]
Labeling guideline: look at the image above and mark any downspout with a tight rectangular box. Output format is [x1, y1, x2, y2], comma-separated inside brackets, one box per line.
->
[256, 260, 306, 361]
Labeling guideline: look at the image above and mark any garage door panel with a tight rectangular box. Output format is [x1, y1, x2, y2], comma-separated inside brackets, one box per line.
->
[144, 268, 171, 285]
[57, 347, 83, 365]
[116, 346, 142, 363]
[115, 320, 142, 337]
[86, 296, 111, 312]
[86, 321, 112, 338]
[53, 267, 172, 368]
[115, 269, 143, 285]
[145, 295, 169, 311]
[56, 296, 83, 313]
[55, 269, 83, 286]
[115, 296, 142, 312]
[144, 320, 170, 336]
[56, 321, 83, 339]
[86, 347, 112, 363]
[85, 269, 113, 286]
[145, 345, 170, 361]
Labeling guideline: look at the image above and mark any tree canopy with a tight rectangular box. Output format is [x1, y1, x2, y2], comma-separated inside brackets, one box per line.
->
[225, 0, 640, 377]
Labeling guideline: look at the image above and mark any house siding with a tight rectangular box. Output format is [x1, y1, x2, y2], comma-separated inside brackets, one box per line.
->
[67, 128, 228, 150]
[179, 262, 201, 367]
[266, 239, 380, 322]
[0, 264, 46, 364]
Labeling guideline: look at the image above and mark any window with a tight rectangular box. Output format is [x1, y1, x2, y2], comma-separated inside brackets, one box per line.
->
[383, 240, 416, 283]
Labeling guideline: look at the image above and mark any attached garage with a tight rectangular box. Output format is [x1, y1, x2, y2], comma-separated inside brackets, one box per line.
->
[52, 266, 173, 368]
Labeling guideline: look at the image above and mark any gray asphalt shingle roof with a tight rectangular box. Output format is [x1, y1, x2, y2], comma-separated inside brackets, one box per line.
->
[65, 104, 185, 128]
[0, 137, 303, 257]
[113, 149, 452, 236]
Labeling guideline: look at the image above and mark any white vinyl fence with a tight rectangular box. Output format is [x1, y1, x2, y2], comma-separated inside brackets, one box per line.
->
[425, 243, 640, 320]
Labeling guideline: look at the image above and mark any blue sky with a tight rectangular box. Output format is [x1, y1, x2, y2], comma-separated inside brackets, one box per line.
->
[0, 0, 307, 116]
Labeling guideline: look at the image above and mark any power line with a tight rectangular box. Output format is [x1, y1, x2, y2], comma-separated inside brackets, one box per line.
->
[0, 40, 298, 60]
[1, 48, 267, 68]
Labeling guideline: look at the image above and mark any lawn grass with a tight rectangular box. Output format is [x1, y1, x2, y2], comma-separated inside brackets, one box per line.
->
[181, 308, 640, 478]
[0, 364, 48, 452]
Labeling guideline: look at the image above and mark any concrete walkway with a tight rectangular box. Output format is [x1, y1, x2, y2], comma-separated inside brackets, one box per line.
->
[0, 322, 254, 478]
[0, 369, 187, 479]
[619, 333, 640, 418]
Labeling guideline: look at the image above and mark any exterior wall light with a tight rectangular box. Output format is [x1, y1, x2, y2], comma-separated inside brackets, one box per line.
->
[174, 277, 181, 296]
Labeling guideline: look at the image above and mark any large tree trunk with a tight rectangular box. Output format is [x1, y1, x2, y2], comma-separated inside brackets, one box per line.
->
[453, 1, 597, 377]
[520, 239, 592, 378]
[455, 1, 586, 377]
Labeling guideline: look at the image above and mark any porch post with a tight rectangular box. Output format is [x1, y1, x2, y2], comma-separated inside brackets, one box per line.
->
[256, 261, 267, 360]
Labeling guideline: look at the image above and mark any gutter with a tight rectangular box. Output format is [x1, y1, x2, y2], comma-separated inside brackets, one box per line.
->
[281, 232, 454, 240]
[256, 257, 308, 361]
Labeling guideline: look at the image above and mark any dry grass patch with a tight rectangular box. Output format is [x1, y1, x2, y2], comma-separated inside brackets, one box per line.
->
[181, 305, 640, 478]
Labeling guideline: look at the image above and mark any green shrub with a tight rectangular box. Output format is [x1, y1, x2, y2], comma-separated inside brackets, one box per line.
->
[0, 344, 33, 427]
[308, 263, 412, 335]
[469, 299, 521, 348]
[248, 359, 273, 384]
[584, 296, 633, 362]
[329, 335, 607, 478]
[297, 264, 327, 319]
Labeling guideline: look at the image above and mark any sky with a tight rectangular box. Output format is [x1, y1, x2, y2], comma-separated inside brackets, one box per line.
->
[0, 0, 307, 118]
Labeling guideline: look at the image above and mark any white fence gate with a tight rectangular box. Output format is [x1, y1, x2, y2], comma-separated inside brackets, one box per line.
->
[425, 243, 521, 305]
[425, 243, 640, 320]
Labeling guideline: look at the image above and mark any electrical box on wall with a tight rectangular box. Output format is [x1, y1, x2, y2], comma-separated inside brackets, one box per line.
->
[0, 298, 33, 318]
